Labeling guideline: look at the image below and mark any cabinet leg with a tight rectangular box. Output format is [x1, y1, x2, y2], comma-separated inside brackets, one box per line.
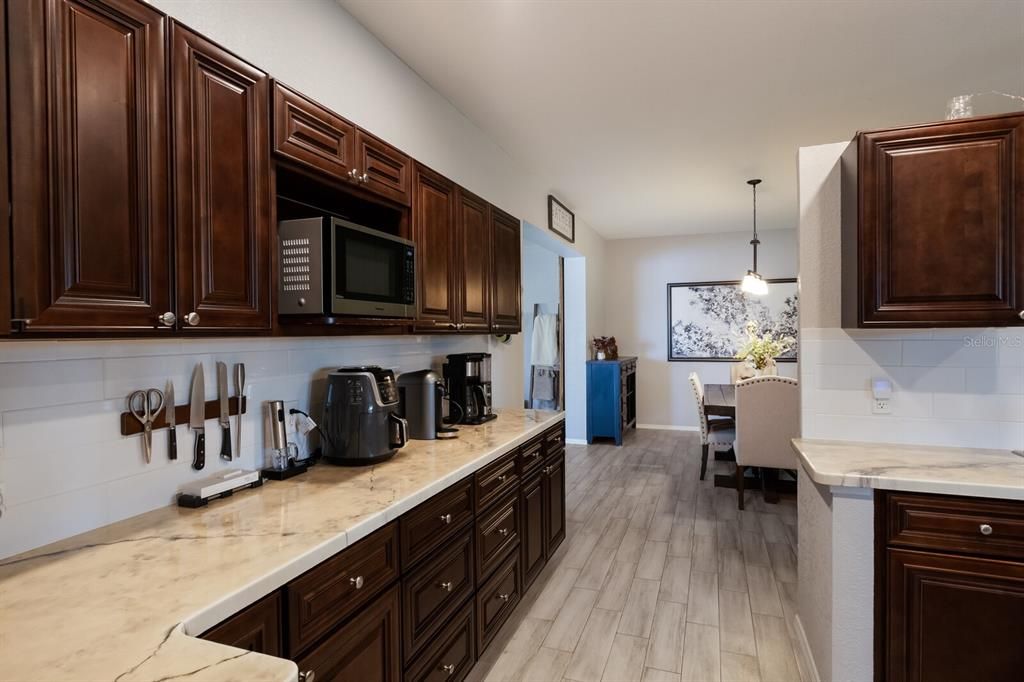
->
[700, 444, 709, 480]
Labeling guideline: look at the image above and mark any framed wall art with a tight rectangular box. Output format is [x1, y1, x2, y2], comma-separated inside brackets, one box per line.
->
[548, 195, 575, 243]
[667, 278, 798, 361]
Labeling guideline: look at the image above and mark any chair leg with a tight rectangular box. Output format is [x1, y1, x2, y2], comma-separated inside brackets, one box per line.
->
[736, 465, 746, 510]
[700, 444, 709, 481]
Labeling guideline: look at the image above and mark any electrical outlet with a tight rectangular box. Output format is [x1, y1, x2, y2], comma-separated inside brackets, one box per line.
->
[873, 398, 892, 415]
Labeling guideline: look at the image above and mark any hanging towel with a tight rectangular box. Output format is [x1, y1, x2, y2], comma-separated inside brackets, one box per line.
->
[532, 366, 558, 403]
[531, 313, 560, 367]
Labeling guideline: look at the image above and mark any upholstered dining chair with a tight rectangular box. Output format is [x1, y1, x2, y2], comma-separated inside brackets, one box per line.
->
[689, 372, 735, 481]
[733, 375, 799, 509]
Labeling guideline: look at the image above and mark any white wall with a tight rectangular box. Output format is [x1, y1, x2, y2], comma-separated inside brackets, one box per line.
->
[0, 0, 608, 558]
[798, 143, 1024, 450]
[603, 231, 798, 429]
[522, 240, 562, 404]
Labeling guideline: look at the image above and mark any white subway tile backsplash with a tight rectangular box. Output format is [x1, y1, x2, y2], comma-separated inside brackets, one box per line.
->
[964, 366, 1024, 395]
[0, 359, 104, 411]
[932, 393, 1024, 423]
[815, 339, 903, 367]
[901, 339, 997, 367]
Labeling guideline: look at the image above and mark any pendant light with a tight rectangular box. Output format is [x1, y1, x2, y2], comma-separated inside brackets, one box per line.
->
[741, 178, 768, 295]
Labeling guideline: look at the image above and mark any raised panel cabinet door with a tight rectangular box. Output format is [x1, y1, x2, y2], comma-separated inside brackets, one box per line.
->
[847, 113, 1024, 327]
[294, 584, 402, 682]
[490, 206, 522, 333]
[413, 163, 457, 330]
[171, 22, 271, 331]
[356, 130, 411, 206]
[520, 472, 546, 590]
[272, 81, 356, 182]
[0, 1, 10, 335]
[886, 548, 1024, 682]
[201, 591, 283, 657]
[543, 451, 566, 557]
[456, 187, 491, 332]
[8, 0, 172, 332]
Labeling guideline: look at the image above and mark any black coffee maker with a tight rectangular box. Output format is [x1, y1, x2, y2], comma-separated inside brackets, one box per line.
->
[443, 353, 496, 425]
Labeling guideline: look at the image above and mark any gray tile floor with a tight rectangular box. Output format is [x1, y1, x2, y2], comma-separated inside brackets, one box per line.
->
[469, 429, 806, 682]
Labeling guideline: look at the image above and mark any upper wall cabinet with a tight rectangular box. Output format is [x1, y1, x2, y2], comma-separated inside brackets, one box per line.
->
[456, 188, 492, 332]
[0, 3, 11, 336]
[842, 113, 1024, 328]
[8, 0, 172, 332]
[356, 131, 412, 206]
[413, 163, 457, 330]
[170, 22, 272, 332]
[273, 82, 357, 182]
[490, 206, 522, 334]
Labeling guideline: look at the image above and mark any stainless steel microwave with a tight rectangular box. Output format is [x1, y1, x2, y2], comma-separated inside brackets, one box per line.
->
[278, 216, 415, 318]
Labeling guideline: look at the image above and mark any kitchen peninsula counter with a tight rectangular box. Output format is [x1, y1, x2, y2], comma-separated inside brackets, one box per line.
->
[0, 409, 565, 682]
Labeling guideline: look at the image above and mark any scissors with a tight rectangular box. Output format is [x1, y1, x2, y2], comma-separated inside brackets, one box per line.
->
[129, 388, 164, 463]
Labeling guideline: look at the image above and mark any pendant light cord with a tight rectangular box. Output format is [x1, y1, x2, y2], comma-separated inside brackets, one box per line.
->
[748, 179, 761, 273]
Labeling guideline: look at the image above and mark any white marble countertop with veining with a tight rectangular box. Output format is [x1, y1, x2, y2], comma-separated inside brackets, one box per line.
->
[0, 409, 564, 682]
[791, 438, 1024, 500]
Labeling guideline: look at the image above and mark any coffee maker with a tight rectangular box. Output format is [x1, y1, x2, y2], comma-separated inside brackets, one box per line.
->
[443, 353, 496, 425]
[321, 367, 408, 465]
[397, 369, 460, 440]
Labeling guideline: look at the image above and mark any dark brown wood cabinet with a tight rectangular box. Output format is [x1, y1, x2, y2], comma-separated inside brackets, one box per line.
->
[171, 22, 272, 332]
[413, 163, 458, 330]
[476, 492, 520, 582]
[520, 472, 546, 590]
[543, 450, 567, 556]
[490, 206, 522, 333]
[272, 82, 357, 182]
[356, 131, 412, 206]
[405, 606, 476, 682]
[0, 1, 11, 336]
[455, 188, 492, 332]
[201, 591, 283, 657]
[877, 491, 1024, 682]
[843, 113, 1024, 328]
[399, 477, 474, 570]
[475, 551, 522, 651]
[8, 0, 172, 332]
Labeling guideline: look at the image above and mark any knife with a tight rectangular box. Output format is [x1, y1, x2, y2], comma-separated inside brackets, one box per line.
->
[234, 363, 245, 460]
[165, 380, 177, 461]
[189, 363, 206, 470]
[217, 361, 232, 461]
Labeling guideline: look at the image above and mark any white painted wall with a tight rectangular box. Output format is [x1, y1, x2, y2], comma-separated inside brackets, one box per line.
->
[522, 240, 562, 404]
[603, 231, 798, 429]
[0, 0, 608, 558]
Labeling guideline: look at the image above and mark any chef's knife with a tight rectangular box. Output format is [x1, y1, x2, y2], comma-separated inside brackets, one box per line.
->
[234, 363, 245, 460]
[217, 361, 232, 461]
[189, 363, 206, 470]
[165, 379, 177, 461]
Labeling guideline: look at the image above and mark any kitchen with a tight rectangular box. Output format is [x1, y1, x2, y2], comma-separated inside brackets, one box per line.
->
[1, 2, 1022, 682]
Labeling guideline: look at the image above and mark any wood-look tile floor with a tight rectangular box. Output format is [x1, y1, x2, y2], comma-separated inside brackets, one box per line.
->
[468, 429, 805, 682]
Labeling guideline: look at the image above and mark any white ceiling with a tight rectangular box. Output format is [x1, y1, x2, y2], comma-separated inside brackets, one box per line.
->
[339, 0, 1024, 239]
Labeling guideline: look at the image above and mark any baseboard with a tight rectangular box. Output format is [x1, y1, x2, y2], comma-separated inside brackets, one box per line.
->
[636, 423, 699, 432]
[565, 438, 588, 445]
[793, 614, 822, 682]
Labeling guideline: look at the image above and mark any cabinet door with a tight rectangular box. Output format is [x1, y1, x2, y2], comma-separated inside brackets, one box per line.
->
[543, 451, 566, 557]
[490, 206, 522, 333]
[272, 82, 356, 182]
[456, 187, 491, 332]
[0, 2, 10, 335]
[356, 130, 411, 206]
[413, 163, 457, 331]
[8, 0, 171, 332]
[171, 22, 271, 332]
[201, 591, 282, 657]
[520, 472, 546, 590]
[294, 584, 402, 682]
[886, 548, 1024, 682]
[848, 114, 1024, 327]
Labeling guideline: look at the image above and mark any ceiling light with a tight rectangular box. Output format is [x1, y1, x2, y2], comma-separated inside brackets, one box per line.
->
[741, 178, 768, 296]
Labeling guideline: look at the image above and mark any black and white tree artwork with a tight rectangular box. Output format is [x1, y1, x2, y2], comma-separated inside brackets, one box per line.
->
[667, 280, 799, 361]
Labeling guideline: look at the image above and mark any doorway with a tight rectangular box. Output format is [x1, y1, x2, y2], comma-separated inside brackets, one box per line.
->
[522, 235, 565, 411]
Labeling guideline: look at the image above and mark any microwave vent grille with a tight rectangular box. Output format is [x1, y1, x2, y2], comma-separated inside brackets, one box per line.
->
[281, 237, 311, 292]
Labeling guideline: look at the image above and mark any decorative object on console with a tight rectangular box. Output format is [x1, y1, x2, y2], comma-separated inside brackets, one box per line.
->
[592, 336, 618, 360]
[740, 179, 768, 295]
[734, 320, 794, 376]
[548, 194, 575, 243]
[667, 279, 798, 361]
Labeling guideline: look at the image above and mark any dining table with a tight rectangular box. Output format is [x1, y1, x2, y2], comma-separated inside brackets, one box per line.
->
[702, 383, 735, 418]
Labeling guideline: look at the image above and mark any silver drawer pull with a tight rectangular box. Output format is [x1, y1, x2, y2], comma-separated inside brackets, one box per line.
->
[440, 513, 452, 524]
[349, 575, 364, 589]
[439, 580, 453, 592]
[497, 527, 510, 537]
[497, 474, 508, 483]
[440, 663, 456, 676]
[980, 523, 994, 536]
[299, 671, 315, 682]
[497, 592, 511, 602]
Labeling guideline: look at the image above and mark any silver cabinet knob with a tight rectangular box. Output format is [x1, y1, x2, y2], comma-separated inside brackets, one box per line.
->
[440, 663, 456, 675]
[543, 466, 551, 475]
[298, 672, 315, 682]
[439, 580, 453, 592]
[497, 593, 511, 602]
[497, 474, 507, 483]
[497, 528, 510, 537]
[440, 513, 452, 524]
[980, 523, 994, 536]
[184, 312, 200, 327]
[348, 168, 359, 181]
[1019, 311, 1024, 320]
[349, 575, 364, 589]
[361, 173, 369, 183]
[158, 311, 176, 327]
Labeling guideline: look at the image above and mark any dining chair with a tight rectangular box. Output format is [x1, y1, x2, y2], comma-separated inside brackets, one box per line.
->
[733, 375, 799, 509]
[689, 372, 735, 481]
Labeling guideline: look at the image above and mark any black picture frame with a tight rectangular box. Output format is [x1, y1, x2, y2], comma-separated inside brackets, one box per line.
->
[548, 195, 575, 243]
[666, 278, 798, 362]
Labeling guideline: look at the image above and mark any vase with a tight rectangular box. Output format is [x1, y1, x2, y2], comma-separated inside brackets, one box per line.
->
[754, 360, 778, 377]
[596, 351, 606, 361]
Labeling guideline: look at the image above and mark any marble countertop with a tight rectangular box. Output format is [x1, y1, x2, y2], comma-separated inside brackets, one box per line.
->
[792, 438, 1024, 501]
[0, 409, 564, 682]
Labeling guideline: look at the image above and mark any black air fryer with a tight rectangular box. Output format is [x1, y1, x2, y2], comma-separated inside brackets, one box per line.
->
[443, 353, 496, 425]
[321, 367, 408, 465]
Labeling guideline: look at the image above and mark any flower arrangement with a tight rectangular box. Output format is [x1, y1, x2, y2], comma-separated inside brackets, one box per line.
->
[735, 321, 794, 371]
[593, 336, 618, 360]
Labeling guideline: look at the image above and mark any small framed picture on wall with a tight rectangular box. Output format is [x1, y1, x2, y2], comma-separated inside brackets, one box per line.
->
[548, 195, 575, 243]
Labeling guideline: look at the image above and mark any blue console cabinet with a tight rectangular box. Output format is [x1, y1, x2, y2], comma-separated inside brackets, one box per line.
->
[586, 356, 637, 445]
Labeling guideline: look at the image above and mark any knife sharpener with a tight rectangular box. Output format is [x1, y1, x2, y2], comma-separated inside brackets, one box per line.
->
[176, 469, 263, 508]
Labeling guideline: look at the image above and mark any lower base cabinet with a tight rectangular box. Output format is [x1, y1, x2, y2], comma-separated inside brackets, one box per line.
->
[200, 420, 566, 682]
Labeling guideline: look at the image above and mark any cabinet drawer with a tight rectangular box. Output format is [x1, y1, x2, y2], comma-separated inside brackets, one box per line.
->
[518, 436, 545, 477]
[401, 477, 474, 570]
[405, 604, 476, 682]
[475, 451, 518, 512]
[476, 491, 520, 582]
[402, 528, 475, 661]
[286, 522, 399, 656]
[201, 591, 282, 656]
[272, 81, 355, 181]
[356, 130, 411, 206]
[543, 423, 566, 453]
[475, 551, 521, 653]
[887, 492, 1024, 559]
